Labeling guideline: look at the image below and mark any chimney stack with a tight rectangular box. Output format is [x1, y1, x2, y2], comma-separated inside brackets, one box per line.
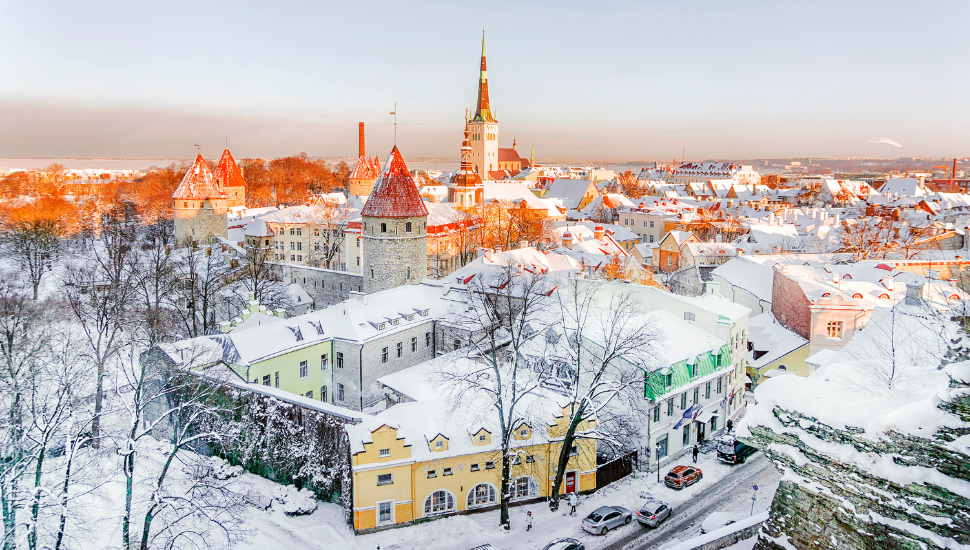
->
[563, 231, 574, 250]
[952, 158, 958, 188]
[594, 225, 605, 240]
[358, 122, 365, 158]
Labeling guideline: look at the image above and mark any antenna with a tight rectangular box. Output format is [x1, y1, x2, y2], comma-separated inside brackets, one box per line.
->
[390, 103, 397, 146]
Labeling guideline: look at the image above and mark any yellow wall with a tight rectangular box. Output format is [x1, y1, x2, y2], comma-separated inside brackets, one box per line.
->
[352, 405, 599, 530]
[748, 343, 811, 386]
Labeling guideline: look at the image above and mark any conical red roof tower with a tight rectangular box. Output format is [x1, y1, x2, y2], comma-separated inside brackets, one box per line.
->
[172, 154, 226, 200]
[214, 148, 246, 189]
[361, 146, 429, 218]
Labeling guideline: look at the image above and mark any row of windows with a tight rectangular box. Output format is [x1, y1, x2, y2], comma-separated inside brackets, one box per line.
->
[622, 218, 655, 229]
[381, 333, 431, 363]
[654, 377, 723, 422]
[256, 372, 344, 402]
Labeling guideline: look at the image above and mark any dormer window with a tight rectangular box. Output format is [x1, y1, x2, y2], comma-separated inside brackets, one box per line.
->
[378, 323, 386, 330]
[436, 440, 444, 449]
[519, 427, 529, 438]
[479, 434, 487, 442]
[391, 319, 399, 326]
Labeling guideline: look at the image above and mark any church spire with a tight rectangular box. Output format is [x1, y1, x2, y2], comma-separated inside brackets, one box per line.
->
[473, 32, 495, 123]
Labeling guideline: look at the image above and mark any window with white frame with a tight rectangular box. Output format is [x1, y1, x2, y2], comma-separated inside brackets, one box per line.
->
[512, 476, 538, 499]
[423, 490, 455, 516]
[467, 483, 496, 508]
[299, 361, 308, 379]
[379, 448, 390, 457]
[378, 500, 393, 524]
[377, 474, 393, 486]
[826, 321, 843, 339]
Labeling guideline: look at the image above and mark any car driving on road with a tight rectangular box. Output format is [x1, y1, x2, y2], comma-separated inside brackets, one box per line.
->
[581, 505, 633, 535]
[664, 465, 703, 489]
[636, 499, 672, 528]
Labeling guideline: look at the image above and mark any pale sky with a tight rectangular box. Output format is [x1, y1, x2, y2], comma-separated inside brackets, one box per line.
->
[0, 0, 967, 161]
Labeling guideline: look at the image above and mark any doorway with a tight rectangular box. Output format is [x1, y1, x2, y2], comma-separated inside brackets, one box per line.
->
[697, 420, 706, 443]
[565, 471, 576, 494]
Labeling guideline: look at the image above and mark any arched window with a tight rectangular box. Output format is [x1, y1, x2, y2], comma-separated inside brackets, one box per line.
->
[512, 476, 538, 500]
[467, 483, 497, 509]
[423, 489, 455, 517]
[778, 365, 787, 370]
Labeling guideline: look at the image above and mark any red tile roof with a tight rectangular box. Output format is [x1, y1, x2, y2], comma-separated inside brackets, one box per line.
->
[172, 154, 227, 200]
[360, 146, 429, 218]
[214, 148, 246, 189]
[498, 148, 522, 163]
[350, 155, 382, 180]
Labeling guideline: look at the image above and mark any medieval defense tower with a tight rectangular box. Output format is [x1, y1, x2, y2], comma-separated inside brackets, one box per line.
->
[361, 146, 429, 294]
[173, 153, 229, 245]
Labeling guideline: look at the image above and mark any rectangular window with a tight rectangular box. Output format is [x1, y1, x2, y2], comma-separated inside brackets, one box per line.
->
[262, 375, 271, 386]
[643, 221, 648, 227]
[485, 461, 495, 469]
[305, 390, 313, 399]
[379, 448, 390, 457]
[443, 468, 453, 476]
[454, 338, 461, 351]
[296, 228, 301, 236]
[290, 242, 295, 250]
[525, 455, 535, 463]
[321, 354, 328, 370]
[683, 424, 690, 445]
[377, 474, 393, 486]
[470, 463, 480, 472]
[693, 387, 699, 404]
[650, 221, 655, 228]
[827, 320, 844, 339]
[382, 347, 388, 363]
[569, 445, 579, 456]
[378, 501, 392, 524]
[397, 342, 402, 358]
[411, 337, 417, 352]
[275, 371, 279, 388]
[653, 405, 660, 423]
[711, 416, 717, 431]
[649, 234, 655, 243]
[297, 255, 302, 262]
[684, 312, 695, 323]
[667, 398, 674, 416]
[337, 352, 344, 369]
[705, 382, 711, 399]
[337, 383, 345, 402]
[478, 434, 487, 442]
[321, 385, 327, 402]
[680, 393, 687, 409]
[299, 361, 308, 379]
[657, 434, 668, 459]
[427, 470, 437, 478]
[426, 332, 431, 347]
[290, 228, 295, 236]
[717, 377, 723, 394]
[296, 241, 302, 251]
[665, 372, 673, 387]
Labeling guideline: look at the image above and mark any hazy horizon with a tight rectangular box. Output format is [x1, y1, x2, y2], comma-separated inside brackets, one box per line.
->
[1, 0, 967, 161]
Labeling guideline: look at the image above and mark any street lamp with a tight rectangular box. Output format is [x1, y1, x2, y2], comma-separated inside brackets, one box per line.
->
[655, 443, 662, 484]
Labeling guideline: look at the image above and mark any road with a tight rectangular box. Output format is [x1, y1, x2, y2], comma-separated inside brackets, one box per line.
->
[601, 454, 779, 550]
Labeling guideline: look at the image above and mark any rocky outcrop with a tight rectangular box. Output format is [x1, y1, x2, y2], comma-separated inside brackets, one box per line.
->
[739, 361, 970, 550]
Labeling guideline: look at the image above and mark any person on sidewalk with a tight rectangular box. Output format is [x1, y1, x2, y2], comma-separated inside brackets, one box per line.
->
[727, 419, 734, 433]
[692, 444, 699, 463]
[526, 511, 533, 531]
[568, 492, 578, 517]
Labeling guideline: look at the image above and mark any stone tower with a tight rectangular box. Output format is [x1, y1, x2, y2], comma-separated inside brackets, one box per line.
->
[173, 154, 228, 245]
[468, 33, 498, 176]
[348, 122, 382, 196]
[361, 146, 429, 294]
[214, 148, 247, 209]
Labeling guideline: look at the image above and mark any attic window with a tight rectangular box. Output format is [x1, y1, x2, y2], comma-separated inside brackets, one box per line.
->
[470, 463, 480, 472]
[309, 321, 324, 335]
[684, 312, 695, 322]
[443, 467, 453, 476]
[436, 440, 444, 449]
[391, 319, 399, 326]
[379, 448, 390, 457]
[287, 326, 303, 341]
[843, 274, 852, 280]
[852, 293, 863, 299]
[879, 293, 891, 300]
[478, 434, 487, 442]
[821, 293, 831, 298]
[427, 470, 437, 478]
[378, 323, 386, 330]
[485, 461, 495, 470]
[418, 309, 429, 316]
[405, 314, 414, 321]
[519, 427, 529, 437]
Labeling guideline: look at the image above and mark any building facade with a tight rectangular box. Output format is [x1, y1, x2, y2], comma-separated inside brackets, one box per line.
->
[173, 153, 229, 245]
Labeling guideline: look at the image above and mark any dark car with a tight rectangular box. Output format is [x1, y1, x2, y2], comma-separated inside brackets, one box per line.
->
[541, 538, 585, 550]
[636, 499, 672, 528]
[664, 465, 702, 489]
[581, 505, 633, 535]
[716, 435, 757, 464]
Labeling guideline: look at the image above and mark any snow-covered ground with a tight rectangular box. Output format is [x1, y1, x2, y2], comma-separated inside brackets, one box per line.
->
[237, 447, 777, 550]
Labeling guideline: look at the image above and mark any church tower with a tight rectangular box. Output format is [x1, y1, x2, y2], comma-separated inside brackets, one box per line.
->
[214, 147, 247, 209]
[361, 146, 429, 294]
[468, 33, 498, 176]
[448, 117, 484, 209]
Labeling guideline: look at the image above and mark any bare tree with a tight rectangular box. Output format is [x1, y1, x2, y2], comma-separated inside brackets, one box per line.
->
[172, 245, 229, 338]
[838, 217, 891, 261]
[118, 344, 247, 550]
[545, 280, 661, 510]
[433, 264, 556, 528]
[304, 199, 350, 270]
[2, 207, 65, 301]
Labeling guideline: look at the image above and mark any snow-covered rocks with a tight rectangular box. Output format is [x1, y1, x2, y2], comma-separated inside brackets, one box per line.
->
[272, 485, 318, 516]
[208, 456, 244, 480]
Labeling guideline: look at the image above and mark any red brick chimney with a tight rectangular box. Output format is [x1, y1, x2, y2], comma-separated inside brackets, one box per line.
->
[952, 158, 958, 188]
[358, 122, 366, 158]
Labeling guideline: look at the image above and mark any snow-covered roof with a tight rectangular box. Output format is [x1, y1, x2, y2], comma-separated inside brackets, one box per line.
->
[545, 179, 596, 209]
[710, 257, 775, 304]
[172, 154, 227, 201]
[214, 148, 246, 188]
[360, 147, 429, 218]
[746, 312, 808, 370]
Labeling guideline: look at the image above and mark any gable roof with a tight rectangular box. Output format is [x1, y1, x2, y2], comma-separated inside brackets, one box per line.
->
[360, 146, 429, 218]
[350, 155, 382, 180]
[172, 154, 227, 201]
[214, 148, 246, 188]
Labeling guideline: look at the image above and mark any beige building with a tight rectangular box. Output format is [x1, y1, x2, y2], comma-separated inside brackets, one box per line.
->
[173, 153, 229, 245]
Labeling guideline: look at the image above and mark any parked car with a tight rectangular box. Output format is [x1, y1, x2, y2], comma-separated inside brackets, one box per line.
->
[664, 465, 702, 489]
[541, 538, 585, 550]
[581, 505, 633, 535]
[716, 435, 757, 464]
[636, 499, 672, 528]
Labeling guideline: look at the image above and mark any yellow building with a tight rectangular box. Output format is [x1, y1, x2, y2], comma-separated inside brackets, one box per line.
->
[745, 312, 810, 387]
[346, 396, 597, 532]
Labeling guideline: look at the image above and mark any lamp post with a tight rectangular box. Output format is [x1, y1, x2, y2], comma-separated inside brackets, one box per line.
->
[655, 443, 662, 484]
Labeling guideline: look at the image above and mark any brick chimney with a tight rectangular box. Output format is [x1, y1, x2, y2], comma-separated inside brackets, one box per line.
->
[594, 225, 605, 240]
[358, 122, 366, 158]
[563, 231, 573, 250]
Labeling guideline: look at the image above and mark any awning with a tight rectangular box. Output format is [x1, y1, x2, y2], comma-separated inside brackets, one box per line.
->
[696, 410, 720, 424]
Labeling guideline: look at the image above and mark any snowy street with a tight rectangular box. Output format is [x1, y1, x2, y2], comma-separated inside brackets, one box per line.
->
[238, 444, 780, 550]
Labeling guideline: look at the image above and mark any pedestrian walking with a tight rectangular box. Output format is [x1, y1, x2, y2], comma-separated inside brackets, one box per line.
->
[692, 444, 699, 463]
[568, 492, 578, 517]
[727, 419, 734, 433]
[526, 511, 533, 531]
